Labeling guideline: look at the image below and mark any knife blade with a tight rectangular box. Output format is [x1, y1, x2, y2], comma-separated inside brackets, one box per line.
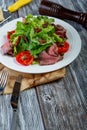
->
[10, 75, 22, 130]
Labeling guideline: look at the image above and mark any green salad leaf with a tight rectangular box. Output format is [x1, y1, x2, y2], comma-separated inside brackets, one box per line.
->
[10, 14, 64, 57]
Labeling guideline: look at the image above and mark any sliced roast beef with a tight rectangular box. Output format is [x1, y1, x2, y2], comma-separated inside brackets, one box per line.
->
[55, 30, 67, 39]
[7, 50, 14, 56]
[47, 44, 58, 56]
[55, 24, 66, 31]
[39, 50, 63, 65]
[1, 41, 12, 54]
[54, 24, 67, 39]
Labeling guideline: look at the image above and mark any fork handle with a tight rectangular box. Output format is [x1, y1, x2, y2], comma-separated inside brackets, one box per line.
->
[39, 0, 87, 29]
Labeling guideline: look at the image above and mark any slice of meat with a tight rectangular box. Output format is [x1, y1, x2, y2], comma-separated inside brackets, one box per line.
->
[55, 24, 67, 39]
[1, 41, 12, 54]
[55, 30, 67, 39]
[39, 51, 63, 65]
[47, 44, 58, 56]
[55, 24, 66, 31]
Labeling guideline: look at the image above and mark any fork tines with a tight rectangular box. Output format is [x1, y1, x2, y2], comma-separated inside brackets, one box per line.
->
[0, 70, 8, 92]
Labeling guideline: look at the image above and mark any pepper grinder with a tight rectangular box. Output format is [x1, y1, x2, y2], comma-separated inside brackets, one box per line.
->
[39, 0, 87, 29]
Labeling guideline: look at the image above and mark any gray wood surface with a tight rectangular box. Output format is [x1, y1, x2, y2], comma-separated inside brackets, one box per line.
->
[0, 0, 87, 130]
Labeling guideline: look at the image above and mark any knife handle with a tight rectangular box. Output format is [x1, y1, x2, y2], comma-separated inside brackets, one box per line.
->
[11, 82, 21, 109]
[11, 75, 22, 109]
[39, 0, 87, 29]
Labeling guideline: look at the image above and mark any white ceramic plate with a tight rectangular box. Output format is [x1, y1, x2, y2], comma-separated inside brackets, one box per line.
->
[0, 17, 81, 74]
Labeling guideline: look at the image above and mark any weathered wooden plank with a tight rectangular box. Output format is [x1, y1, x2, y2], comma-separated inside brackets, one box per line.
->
[36, 67, 87, 130]
[0, 89, 45, 130]
[17, 0, 41, 17]
[0, 95, 12, 130]
[18, 89, 45, 130]
[70, 32, 87, 102]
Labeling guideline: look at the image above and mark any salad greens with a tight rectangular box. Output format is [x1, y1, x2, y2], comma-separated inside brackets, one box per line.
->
[10, 14, 64, 57]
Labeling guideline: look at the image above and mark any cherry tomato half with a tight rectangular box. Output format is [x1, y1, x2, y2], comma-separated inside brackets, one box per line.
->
[7, 30, 15, 40]
[16, 51, 34, 66]
[58, 41, 69, 54]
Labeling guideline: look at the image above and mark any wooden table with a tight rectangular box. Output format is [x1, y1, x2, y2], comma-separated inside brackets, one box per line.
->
[0, 0, 87, 130]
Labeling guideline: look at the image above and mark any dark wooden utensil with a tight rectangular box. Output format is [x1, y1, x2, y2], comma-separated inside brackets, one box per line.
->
[10, 75, 22, 130]
[39, 0, 87, 29]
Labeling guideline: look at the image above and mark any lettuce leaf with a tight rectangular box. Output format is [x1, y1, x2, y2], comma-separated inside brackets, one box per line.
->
[10, 14, 64, 57]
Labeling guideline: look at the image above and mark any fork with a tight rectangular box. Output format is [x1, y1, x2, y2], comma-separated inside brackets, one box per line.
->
[0, 70, 8, 94]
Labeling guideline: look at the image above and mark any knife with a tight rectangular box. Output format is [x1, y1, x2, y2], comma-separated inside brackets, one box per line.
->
[10, 75, 22, 130]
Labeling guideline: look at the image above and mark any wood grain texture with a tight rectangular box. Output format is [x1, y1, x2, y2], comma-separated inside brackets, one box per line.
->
[0, 0, 87, 130]
[36, 67, 87, 130]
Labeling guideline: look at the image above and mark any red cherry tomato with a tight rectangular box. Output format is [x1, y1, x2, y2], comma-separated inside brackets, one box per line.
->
[58, 41, 69, 54]
[16, 51, 34, 66]
[7, 30, 15, 40]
